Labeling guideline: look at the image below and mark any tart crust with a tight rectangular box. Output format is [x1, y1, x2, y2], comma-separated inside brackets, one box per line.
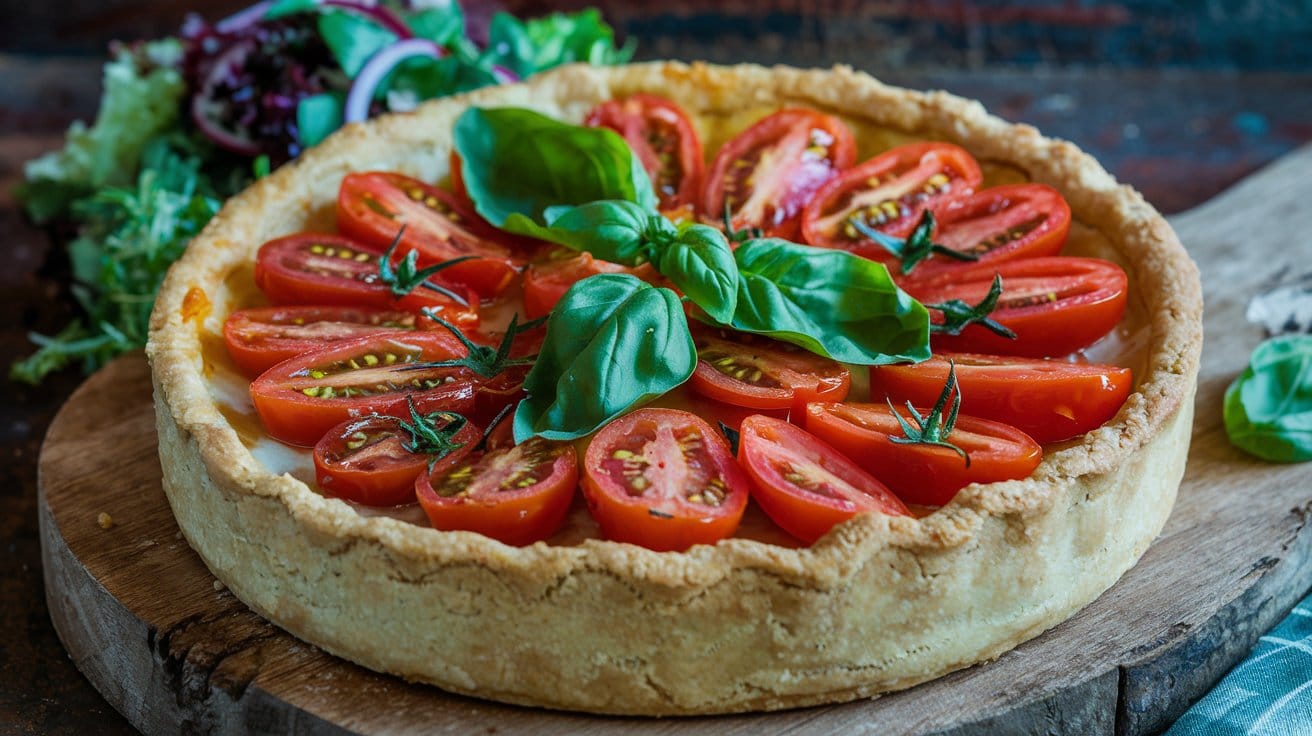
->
[146, 61, 1202, 715]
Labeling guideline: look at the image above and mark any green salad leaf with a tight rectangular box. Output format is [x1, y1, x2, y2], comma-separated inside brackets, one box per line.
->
[484, 8, 634, 77]
[296, 92, 345, 149]
[514, 275, 695, 442]
[728, 238, 930, 365]
[406, 2, 465, 46]
[318, 9, 399, 77]
[1224, 335, 1312, 462]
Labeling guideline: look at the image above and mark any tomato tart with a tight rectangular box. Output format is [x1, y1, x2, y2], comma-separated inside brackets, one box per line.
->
[147, 62, 1201, 715]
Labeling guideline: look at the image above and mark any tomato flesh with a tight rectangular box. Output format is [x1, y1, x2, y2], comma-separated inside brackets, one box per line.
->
[582, 408, 750, 551]
[869, 353, 1132, 443]
[902, 257, 1129, 358]
[804, 402, 1042, 507]
[703, 108, 856, 240]
[521, 247, 662, 320]
[249, 331, 480, 446]
[586, 94, 705, 212]
[904, 183, 1071, 280]
[738, 415, 910, 544]
[337, 171, 525, 297]
[801, 142, 982, 260]
[689, 330, 850, 412]
[416, 437, 578, 546]
[314, 412, 479, 507]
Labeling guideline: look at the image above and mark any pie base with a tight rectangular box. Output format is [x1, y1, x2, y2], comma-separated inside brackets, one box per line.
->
[147, 61, 1202, 715]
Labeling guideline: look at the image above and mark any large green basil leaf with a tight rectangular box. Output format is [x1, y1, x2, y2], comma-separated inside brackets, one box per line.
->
[454, 108, 656, 233]
[1224, 335, 1312, 462]
[729, 239, 930, 365]
[512, 200, 652, 266]
[514, 274, 695, 441]
[659, 223, 739, 323]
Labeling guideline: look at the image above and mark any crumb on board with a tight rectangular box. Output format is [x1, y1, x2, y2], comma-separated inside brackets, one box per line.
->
[213, 579, 226, 592]
[97, 512, 113, 530]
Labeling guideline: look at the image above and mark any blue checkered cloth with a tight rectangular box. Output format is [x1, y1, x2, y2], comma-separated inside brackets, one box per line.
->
[1167, 593, 1312, 734]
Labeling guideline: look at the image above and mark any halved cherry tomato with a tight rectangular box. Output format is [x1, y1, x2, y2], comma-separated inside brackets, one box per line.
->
[415, 437, 578, 546]
[582, 408, 750, 552]
[222, 305, 477, 377]
[336, 171, 524, 297]
[738, 415, 910, 545]
[903, 183, 1071, 280]
[521, 247, 662, 319]
[253, 232, 479, 314]
[801, 142, 982, 260]
[250, 331, 479, 446]
[586, 94, 705, 212]
[804, 402, 1042, 506]
[869, 353, 1132, 443]
[703, 109, 856, 240]
[688, 329, 850, 412]
[902, 257, 1129, 358]
[314, 412, 479, 506]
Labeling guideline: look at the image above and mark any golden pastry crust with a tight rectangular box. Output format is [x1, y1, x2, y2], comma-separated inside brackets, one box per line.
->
[146, 61, 1202, 715]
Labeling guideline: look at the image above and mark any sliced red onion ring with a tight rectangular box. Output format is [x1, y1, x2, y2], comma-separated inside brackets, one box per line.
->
[191, 41, 264, 156]
[215, 1, 272, 34]
[491, 65, 519, 84]
[323, 0, 413, 38]
[343, 38, 443, 123]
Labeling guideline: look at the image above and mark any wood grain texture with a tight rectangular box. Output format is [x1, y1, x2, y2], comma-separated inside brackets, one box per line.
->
[36, 146, 1312, 735]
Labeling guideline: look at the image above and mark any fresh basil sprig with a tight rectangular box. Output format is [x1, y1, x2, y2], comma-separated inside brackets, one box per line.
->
[728, 238, 930, 365]
[514, 274, 695, 442]
[453, 107, 656, 231]
[1224, 335, 1312, 462]
[854, 210, 978, 275]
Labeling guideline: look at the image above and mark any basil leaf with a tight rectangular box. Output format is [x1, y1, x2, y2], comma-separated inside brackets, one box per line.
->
[406, 3, 465, 46]
[514, 275, 695, 442]
[318, 10, 399, 77]
[485, 12, 537, 78]
[1224, 335, 1312, 462]
[296, 93, 344, 149]
[729, 239, 930, 365]
[454, 107, 657, 231]
[660, 224, 739, 324]
[511, 200, 651, 266]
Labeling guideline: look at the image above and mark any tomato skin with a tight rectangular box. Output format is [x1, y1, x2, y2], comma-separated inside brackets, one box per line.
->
[688, 330, 850, 412]
[336, 171, 525, 297]
[902, 257, 1129, 358]
[905, 183, 1071, 281]
[253, 232, 479, 314]
[801, 142, 983, 259]
[586, 94, 705, 212]
[249, 331, 479, 447]
[803, 402, 1042, 507]
[313, 413, 479, 507]
[738, 415, 910, 545]
[223, 305, 477, 377]
[703, 109, 856, 240]
[521, 247, 662, 319]
[416, 437, 578, 546]
[582, 408, 750, 552]
[869, 353, 1132, 443]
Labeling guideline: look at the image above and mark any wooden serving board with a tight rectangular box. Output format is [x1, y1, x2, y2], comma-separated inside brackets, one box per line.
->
[38, 145, 1312, 735]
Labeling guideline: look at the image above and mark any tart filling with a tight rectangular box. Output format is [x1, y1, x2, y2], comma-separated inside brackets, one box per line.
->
[147, 62, 1201, 715]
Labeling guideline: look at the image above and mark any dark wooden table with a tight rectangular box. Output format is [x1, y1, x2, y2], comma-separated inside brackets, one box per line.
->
[4, 7, 1312, 732]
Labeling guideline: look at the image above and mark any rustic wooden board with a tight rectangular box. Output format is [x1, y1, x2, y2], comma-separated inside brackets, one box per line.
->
[37, 145, 1312, 735]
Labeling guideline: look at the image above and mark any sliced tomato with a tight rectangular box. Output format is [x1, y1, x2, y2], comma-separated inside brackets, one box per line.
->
[703, 109, 856, 240]
[249, 331, 480, 446]
[586, 94, 705, 212]
[336, 171, 524, 297]
[738, 415, 910, 545]
[415, 437, 578, 546]
[902, 257, 1129, 358]
[582, 408, 750, 552]
[521, 247, 662, 319]
[801, 142, 982, 260]
[804, 402, 1042, 506]
[869, 353, 1132, 443]
[253, 232, 479, 314]
[223, 305, 476, 377]
[904, 183, 1071, 280]
[314, 412, 479, 507]
[688, 329, 850, 412]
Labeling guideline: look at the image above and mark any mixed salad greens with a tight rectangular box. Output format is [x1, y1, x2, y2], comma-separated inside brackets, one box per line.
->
[13, 0, 631, 383]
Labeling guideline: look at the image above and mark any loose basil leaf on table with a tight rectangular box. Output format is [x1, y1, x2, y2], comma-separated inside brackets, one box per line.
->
[514, 274, 696, 442]
[727, 238, 931, 365]
[453, 107, 657, 231]
[1224, 335, 1312, 462]
[658, 223, 739, 324]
